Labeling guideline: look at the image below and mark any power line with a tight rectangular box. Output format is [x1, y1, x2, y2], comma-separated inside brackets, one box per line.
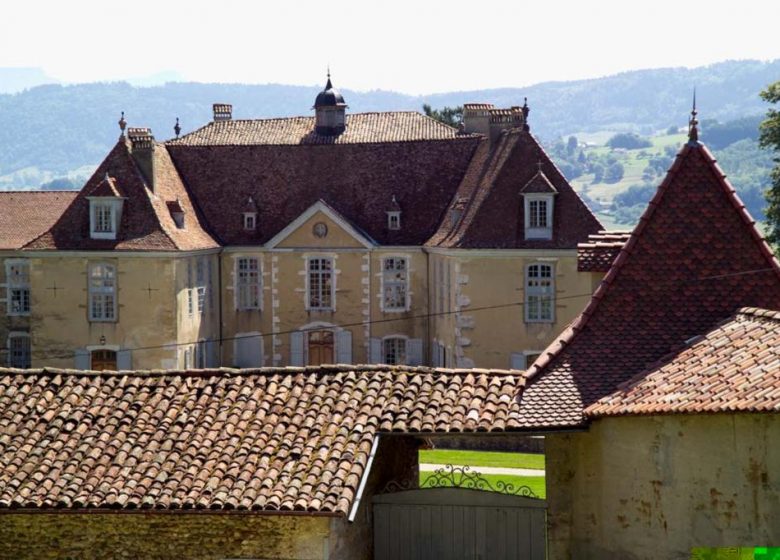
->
[4, 265, 780, 363]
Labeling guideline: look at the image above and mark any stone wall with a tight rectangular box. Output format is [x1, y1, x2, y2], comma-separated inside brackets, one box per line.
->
[546, 414, 780, 559]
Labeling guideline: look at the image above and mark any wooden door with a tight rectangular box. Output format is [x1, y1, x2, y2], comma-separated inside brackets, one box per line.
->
[308, 330, 334, 365]
[91, 350, 117, 371]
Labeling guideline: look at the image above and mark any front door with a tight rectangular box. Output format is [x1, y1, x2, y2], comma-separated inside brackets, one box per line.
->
[308, 330, 334, 365]
[91, 349, 117, 371]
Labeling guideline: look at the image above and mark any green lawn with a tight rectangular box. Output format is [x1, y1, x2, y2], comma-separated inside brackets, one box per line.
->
[419, 449, 545, 470]
[419, 472, 546, 499]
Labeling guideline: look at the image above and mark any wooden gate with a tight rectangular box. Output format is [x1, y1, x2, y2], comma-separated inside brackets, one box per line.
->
[373, 486, 546, 560]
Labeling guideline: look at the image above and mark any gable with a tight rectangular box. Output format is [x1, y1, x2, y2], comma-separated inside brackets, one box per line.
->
[270, 201, 375, 249]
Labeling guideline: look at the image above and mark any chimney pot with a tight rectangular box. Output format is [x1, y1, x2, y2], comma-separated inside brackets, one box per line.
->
[213, 104, 233, 121]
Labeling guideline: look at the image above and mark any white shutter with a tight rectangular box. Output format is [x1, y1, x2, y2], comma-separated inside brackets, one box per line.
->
[510, 352, 525, 370]
[74, 349, 90, 370]
[369, 338, 382, 364]
[235, 333, 262, 368]
[290, 331, 304, 366]
[117, 349, 132, 370]
[336, 330, 353, 364]
[407, 338, 423, 366]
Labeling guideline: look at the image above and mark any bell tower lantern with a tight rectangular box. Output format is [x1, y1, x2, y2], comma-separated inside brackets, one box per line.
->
[314, 71, 347, 135]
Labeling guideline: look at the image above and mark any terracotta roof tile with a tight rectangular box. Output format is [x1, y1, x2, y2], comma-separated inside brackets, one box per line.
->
[0, 191, 78, 250]
[577, 230, 633, 272]
[516, 142, 780, 428]
[0, 365, 524, 513]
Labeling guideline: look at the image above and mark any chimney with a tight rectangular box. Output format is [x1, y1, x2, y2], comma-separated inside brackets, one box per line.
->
[213, 103, 233, 121]
[127, 127, 155, 191]
[462, 103, 494, 135]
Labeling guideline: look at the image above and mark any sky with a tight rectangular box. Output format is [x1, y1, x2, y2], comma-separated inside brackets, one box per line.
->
[1, 0, 779, 94]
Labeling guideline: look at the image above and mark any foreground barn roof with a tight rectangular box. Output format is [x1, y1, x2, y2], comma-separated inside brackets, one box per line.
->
[0, 191, 78, 250]
[517, 135, 780, 428]
[0, 365, 524, 514]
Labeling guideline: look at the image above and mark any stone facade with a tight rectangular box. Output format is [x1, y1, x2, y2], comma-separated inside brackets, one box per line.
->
[546, 414, 780, 559]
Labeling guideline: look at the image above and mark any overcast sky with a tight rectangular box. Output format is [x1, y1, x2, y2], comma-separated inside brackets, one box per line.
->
[2, 0, 778, 94]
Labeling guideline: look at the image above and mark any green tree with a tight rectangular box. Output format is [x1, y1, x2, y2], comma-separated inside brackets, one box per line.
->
[759, 82, 780, 247]
[422, 104, 464, 128]
[605, 162, 625, 184]
[606, 132, 652, 150]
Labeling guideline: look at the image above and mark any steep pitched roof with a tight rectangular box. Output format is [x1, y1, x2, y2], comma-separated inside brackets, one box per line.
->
[0, 365, 524, 513]
[427, 129, 602, 249]
[0, 191, 78, 250]
[516, 141, 780, 428]
[586, 307, 780, 417]
[577, 230, 632, 272]
[168, 112, 477, 146]
[24, 140, 217, 252]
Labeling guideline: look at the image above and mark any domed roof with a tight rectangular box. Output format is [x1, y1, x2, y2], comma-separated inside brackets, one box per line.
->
[314, 76, 346, 107]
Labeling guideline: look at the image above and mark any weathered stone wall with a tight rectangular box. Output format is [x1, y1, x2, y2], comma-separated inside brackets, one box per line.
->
[547, 414, 780, 560]
[0, 513, 331, 560]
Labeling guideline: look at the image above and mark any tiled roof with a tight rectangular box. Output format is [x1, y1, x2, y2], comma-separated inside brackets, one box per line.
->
[577, 230, 632, 272]
[0, 191, 78, 250]
[519, 170, 558, 194]
[168, 112, 476, 146]
[0, 365, 525, 513]
[517, 141, 780, 428]
[24, 140, 218, 252]
[427, 129, 602, 249]
[587, 308, 780, 416]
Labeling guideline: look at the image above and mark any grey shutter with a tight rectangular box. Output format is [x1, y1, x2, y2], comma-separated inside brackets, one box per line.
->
[290, 331, 304, 366]
[235, 334, 262, 368]
[336, 330, 352, 364]
[74, 349, 90, 370]
[117, 349, 132, 370]
[510, 352, 525, 370]
[206, 339, 218, 367]
[407, 338, 423, 366]
[369, 338, 382, 364]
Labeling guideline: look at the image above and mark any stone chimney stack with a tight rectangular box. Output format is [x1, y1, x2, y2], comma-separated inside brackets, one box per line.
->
[463, 103, 527, 144]
[213, 104, 233, 121]
[127, 127, 155, 191]
[462, 103, 494, 136]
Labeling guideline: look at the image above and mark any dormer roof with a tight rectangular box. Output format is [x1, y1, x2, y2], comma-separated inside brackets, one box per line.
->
[519, 170, 558, 194]
[85, 174, 124, 198]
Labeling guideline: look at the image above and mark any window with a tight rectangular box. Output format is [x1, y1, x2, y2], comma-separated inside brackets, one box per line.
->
[382, 257, 408, 311]
[387, 211, 401, 230]
[237, 257, 262, 310]
[243, 212, 257, 231]
[88, 263, 117, 321]
[307, 257, 333, 310]
[186, 259, 194, 317]
[510, 351, 542, 370]
[196, 257, 207, 316]
[7, 333, 31, 368]
[383, 337, 406, 365]
[523, 195, 554, 240]
[91, 349, 117, 371]
[6, 260, 30, 316]
[94, 203, 113, 232]
[89, 199, 123, 240]
[525, 263, 554, 322]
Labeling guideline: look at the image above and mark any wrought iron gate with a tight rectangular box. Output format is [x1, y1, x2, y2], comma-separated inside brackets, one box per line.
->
[373, 467, 546, 560]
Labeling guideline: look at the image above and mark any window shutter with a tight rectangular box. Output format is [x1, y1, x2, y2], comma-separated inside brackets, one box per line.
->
[74, 349, 90, 370]
[369, 338, 382, 363]
[236, 334, 263, 368]
[117, 349, 132, 370]
[206, 339, 218, 367]
[290, 331, 304, 367]
[510, 352, 525, 370]
[407, 338, 423, 366]
[336, 330, 353, 364]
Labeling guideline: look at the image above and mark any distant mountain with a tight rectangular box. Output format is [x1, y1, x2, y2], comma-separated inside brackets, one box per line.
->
[0, 59, 778, 188]
[0, 67, 58, 94]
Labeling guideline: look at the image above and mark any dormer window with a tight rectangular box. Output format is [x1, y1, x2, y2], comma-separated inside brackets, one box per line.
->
[523, 195, 554, 239]
[387, 212, 401, 230]
[243, 212, 257, 231]
[89, 198, 124, 240]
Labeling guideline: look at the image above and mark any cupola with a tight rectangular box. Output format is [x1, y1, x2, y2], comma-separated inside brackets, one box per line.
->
[314, 71, 347, 135]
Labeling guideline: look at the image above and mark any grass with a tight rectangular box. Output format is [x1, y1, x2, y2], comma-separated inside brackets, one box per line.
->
[419, 449, 545, 470]
[419, 472, 546, 499]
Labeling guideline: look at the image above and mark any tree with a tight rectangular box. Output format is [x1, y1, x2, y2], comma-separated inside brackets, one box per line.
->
[759, 81, 780, 247]
[422, 104, 463, 128]
[566, 136, 578, 155]
[606, 133, 652, 150]
[604, 162, 625, 184]
[592, 163, 605, 183]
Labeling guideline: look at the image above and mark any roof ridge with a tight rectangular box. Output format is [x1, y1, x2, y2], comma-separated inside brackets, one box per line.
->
[735, 306, 780, 322]
[0, 190, 79, 195]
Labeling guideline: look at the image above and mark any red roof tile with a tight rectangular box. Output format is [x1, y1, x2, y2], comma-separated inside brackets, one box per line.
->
[0, 191, 78, 250]
[587, 307, 780, 416]
[0, 365, 524, 513]
[516, 142, 780, 428]
[577, 230, 633, 272]
[428, 129, 602, 249]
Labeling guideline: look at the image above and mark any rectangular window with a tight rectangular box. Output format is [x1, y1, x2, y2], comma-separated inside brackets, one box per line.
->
[8, 334, 31, 368]
[186, 259, 194, 317]
[94, 203, 114, 233]
[88, 263, 116, 321]
[387, 212, 401, 230]
[237, 257, 262, 310]
[382, 257, 408, 311]
[6, 260, 30, 316]
[196, 257, 206, 316]
[383, 337, 407, 365]
[529, 199, 548, 228]
[525, 263, 554, 322]
[243, 213, 257, 230]
[308, 257, 333, 310]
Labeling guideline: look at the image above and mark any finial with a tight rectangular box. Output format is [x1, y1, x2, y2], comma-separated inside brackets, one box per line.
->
[118, 111, 127, 136]
[174, 117, 181, 139]
[536, 160, 543, 173]
[522, 98, 530, 131]
[688, 88, 699, 144]
[325, 65, 333, 89]
[104, 172, 110, 182]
